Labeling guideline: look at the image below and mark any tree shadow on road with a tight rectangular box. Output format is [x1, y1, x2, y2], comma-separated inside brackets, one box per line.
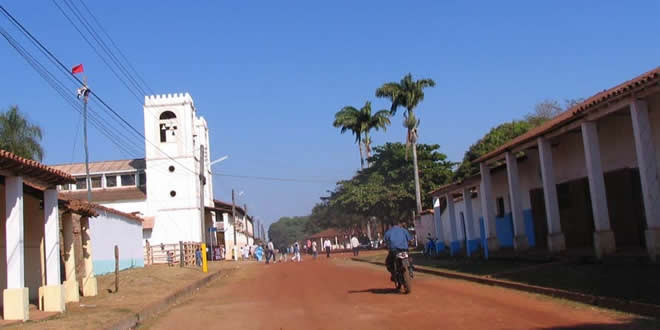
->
[347, 288, 400, 294]
[538, 317, 660, 329]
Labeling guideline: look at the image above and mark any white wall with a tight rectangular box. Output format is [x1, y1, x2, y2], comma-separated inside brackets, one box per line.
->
[100, 199, 147, 216]
[89, 210, 144, 275]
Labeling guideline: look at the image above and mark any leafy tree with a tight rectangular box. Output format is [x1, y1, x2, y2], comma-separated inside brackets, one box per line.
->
[267, 216, 310, 250]
[0, 105, 44, 161]
[454, 120, 533, 180]
[333, 101, 390, 168]
[327, 143, 453, 228]
[453, 98, 584, 180]
[376, 74, 435, 215]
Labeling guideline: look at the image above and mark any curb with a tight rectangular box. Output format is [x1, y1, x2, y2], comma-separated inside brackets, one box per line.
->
[351, 258, 660, 319]
[104, 269, 225, 330]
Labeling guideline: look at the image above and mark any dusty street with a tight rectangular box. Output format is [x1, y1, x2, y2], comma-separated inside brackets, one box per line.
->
[145, 253, 649, 329]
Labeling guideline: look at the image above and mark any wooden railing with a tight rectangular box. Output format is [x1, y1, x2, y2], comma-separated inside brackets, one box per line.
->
[144, 241, 201, 267]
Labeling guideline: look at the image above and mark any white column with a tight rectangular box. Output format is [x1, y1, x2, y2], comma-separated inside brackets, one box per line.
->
[505, 152, 529, 250]
[581, 121, 615, 258]
[479, 162, 499, 251]
[537, 137, 566, 253]
[462, 187, 477, 257]
[5, 176, 24, 288]
[630, 100, 660, 261]
[43, 189, 60, 285]
[445, 194, 458, 255]
[41, 189, 65, 312]
[61, 213, 79, 303]
[80, 216, 98, 296]
[4, 176, 29, 321]
[433, 197, 444, 247]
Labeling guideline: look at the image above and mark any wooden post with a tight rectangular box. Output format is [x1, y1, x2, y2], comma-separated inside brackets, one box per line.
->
[179, 241, 184, 267]
[114, 245, 119, 293]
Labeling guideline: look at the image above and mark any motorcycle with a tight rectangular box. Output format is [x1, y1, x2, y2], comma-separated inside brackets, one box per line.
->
[393, 250, 414, 294]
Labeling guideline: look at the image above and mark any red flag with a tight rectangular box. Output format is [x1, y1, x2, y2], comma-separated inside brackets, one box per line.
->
[71, 64, 84, 74]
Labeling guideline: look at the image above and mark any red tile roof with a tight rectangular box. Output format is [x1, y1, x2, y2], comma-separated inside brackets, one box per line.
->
[49, 158, 145, 175]
[307, 228, 350, 240]
[475, 67, 660, 163]
[213, 199, 246, 216]
[61, 198, 143, 224]
[58, 187, 146, 202]
[0, 149, 75, 186]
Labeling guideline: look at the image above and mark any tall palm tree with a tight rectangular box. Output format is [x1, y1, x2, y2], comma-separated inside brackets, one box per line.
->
[333, 101, 390, 169]
[360, 101, 390, 167]
[0, 105, 44, 161]
[376, 73, 435, 215]
[334, 105, 366, 168]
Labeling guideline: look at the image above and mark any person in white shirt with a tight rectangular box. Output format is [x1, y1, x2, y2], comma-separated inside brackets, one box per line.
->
[312, 241, 318, 259]
[350, 235, 360, 256]
[323, 239, 332, 258]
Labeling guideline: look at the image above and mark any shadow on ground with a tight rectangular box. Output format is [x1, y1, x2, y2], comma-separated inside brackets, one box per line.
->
[348, 288, 400, 295]
[538, 317, 660, 329]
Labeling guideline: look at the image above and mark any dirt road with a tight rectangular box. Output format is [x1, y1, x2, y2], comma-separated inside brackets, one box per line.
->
[145, 253, 650, 329]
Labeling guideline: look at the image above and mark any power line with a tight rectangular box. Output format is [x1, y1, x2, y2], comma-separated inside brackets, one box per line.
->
[0, 22, 143, 158]
[50, 0, 144, 102]
[76, 0, 154, 94]
[212, 172, 337, 184]
[0, 5, 198, 176]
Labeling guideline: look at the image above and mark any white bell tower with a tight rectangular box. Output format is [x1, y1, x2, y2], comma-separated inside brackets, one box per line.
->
[143, 93, 213, 244]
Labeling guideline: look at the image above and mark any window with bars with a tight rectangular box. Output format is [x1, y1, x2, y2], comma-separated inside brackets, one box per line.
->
[121, 174, 136, 186]
[91, 176, 102, 189]
[75, 177, 87, 190]
[106, 175, 117, 188]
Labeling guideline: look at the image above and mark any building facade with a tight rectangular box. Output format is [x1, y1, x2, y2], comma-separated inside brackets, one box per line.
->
[431, 67, 660, 261]
[52, 93, 215, 245]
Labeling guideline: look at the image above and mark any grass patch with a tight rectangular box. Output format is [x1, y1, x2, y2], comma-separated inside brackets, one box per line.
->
[498, 261, 660, 306]
[357, 251, 540, 276]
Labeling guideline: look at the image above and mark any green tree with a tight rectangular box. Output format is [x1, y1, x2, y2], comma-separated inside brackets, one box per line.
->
[454, 120, 533, 180]
[0, 106, 44, 161]
[329, 143, 453, 227]
[454, 98, 584, 180]
[267, 216, 310, 250]
[376, 73, 435, 215]
[333, 101, 390, 169]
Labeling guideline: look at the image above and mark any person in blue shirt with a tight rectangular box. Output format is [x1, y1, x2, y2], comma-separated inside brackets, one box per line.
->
[384, 221, 413, 281]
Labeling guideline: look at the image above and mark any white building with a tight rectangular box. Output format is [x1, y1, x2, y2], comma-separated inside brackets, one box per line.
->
[52, 93, 215, 245]
[430, 67, 660, 261]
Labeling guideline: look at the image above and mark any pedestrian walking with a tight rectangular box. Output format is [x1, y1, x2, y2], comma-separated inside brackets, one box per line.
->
[324, 239, 332, 258]
[312, 241, 318, 259]
[293, 242, 302, 262]
[266, 240, 275, 264]
[195, 247, 202, 267]
[351, 235, 360, 256]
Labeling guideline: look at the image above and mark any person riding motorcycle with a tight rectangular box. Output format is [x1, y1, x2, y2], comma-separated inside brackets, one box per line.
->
[384, 220, 413, 281]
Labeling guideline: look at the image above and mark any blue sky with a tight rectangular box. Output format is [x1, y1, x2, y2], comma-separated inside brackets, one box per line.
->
[1, 1, 659, 231]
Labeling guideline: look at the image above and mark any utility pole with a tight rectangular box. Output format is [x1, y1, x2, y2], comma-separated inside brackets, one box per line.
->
[199, 145, 206, 244]
[244, 204, 249, 242]
[78, 77, 91, 202]
[199, 145, 207, 272]
[232, 189, 237, 258]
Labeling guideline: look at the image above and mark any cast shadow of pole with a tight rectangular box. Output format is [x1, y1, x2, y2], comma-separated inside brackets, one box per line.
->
[348, 288, 400, 294]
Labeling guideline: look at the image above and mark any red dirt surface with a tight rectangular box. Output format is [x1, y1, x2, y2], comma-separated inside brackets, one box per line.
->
[146, 253, 650, 329]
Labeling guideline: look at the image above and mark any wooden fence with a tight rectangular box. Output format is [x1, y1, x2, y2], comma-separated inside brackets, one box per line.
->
[144, 241, 202, 267]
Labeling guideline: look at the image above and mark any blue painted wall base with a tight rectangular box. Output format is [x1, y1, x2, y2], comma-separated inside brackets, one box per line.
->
[93, 258, 144, 275]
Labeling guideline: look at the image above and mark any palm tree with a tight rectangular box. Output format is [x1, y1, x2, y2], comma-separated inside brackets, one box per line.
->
[334, 105, 366, 168]
[376, 73, 435, 215]
[360, 102, 390, 167]
[0, 105, 44, 161]
[333, 101, 390, 169]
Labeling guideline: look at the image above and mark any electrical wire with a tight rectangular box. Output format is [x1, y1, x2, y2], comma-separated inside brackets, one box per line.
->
[76, 0, 154, 94]
[0, 5, 199, 176]
[212, 172, 336, 184]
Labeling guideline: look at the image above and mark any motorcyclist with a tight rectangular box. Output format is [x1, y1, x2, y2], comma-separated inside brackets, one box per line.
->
[384, 220, 413, 281]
